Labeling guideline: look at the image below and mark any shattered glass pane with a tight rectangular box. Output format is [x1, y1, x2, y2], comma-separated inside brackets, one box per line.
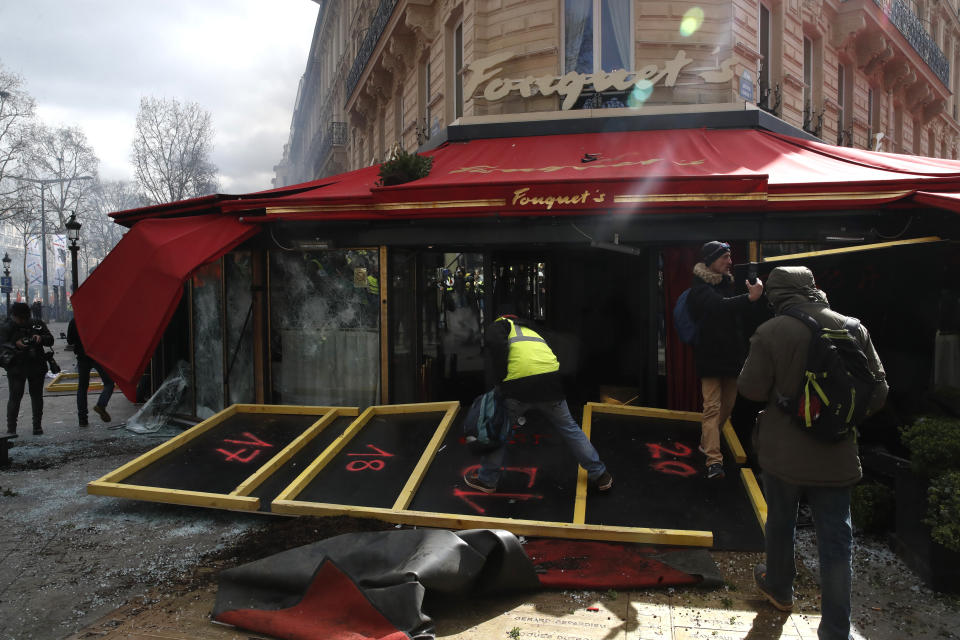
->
[192, 261, 224, 418]
[269, 248, 380, 407]
[225, 251, 255, 404]
[127, 360, 191, 434]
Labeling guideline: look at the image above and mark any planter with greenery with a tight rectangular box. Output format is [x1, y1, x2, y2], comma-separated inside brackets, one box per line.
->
[375, 148, 433, 187]
[891, 415, 960, 592]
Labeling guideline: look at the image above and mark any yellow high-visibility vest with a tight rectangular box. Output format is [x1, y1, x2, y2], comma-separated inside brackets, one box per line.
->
[502, 318, 559, 381]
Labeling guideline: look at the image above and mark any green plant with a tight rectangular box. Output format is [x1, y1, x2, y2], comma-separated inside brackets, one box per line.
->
[900, 416, 960, 478]
[605, 588, 618, 600]
[925, 471, 960, 553]
[851, 480, 895, 533]
[508, 627, 521, 640]
[720, 596, 732, 609]
[376, 148, 434, 187]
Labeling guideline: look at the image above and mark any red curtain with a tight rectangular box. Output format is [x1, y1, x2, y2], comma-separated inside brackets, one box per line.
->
[663, 246, 701, 412]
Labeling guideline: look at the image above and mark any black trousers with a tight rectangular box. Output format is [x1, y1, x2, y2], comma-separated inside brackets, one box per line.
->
[7, 372, 44, 431]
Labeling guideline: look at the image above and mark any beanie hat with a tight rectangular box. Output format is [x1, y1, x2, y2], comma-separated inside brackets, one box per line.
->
[10, 302, 30, 318]
[700, 241, 730, 266]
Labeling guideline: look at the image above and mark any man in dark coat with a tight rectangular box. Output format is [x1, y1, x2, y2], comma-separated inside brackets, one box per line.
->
[687, 241, 764, 479]
[1, 302, 54, 435]
[738, 265, 887, 640]
[67, 318, 115, 427]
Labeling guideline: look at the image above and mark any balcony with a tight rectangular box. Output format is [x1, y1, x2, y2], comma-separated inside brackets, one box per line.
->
[346, 0, 399, 99]
[871, 0, 950, 86]
[315, 122, 348, 175]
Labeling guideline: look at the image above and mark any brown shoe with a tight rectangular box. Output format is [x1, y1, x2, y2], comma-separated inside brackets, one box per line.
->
[93, 405, 111, 423]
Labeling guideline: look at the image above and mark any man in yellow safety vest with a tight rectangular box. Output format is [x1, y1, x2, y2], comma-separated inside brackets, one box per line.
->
[464, 314, 612, 493]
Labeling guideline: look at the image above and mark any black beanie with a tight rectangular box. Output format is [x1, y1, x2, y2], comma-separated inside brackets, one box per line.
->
[10, 302, 30, 318]
[700, 241, 730, 266]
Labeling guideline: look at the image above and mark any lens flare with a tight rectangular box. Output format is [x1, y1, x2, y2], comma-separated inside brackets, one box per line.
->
[679, 7, 704, 37]
[628, 80, 654, 107]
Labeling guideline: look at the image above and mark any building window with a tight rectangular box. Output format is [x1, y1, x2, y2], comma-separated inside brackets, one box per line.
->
[454, 22, 463, 119]
[418, 58, 431, 143]
[803, 37, 813, 116]
[395, 93, 404, 150]
[564, 0, 633, 73]
[913, 119, 922, 154]
[838, 64, 853, 145]
[758, 3, 780, 114]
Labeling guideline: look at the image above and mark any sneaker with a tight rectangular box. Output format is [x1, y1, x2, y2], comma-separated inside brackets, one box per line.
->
[32, 427, 43, 436]
[93, 405, 111, 423]
[464, 471, 497, 494]
[706, 463, 725, 479]
[754, 564, 793, 611]
[78, 420, 89, 428]
[592, 471, 613, 491]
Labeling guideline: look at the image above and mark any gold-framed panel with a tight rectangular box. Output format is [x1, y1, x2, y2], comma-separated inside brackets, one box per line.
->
[45, 371, 104, 392]
[87, 404, 352, 511]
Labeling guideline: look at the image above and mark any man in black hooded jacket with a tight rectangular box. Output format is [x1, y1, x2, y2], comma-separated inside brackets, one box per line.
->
[687, 241, 764, 479]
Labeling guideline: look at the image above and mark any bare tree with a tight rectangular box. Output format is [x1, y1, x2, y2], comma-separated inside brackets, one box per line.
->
[4, 190, 41, 299]
[81, 179, 134, 278]
[132, 96, 219, 205]
[0, 62, 37, 213]
[21, 123, 99, 229]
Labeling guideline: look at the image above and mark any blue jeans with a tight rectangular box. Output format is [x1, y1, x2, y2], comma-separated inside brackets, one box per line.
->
[762, 472, 853, 640]
[77, 355, 115, 423]
[478, 398, 606, 486]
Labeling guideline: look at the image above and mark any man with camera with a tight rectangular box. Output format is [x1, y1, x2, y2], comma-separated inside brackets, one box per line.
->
[1, 302, 55, 435]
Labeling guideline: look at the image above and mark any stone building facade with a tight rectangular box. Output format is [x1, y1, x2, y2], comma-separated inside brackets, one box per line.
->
[274, 0, 960, 187]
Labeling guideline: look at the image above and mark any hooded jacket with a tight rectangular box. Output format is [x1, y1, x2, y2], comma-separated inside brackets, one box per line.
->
[737, 266, 888, 486]
[687, 262, 754, 378]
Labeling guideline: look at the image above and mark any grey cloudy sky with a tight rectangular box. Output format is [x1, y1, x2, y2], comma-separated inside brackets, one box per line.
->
[0, 0, 319, 194]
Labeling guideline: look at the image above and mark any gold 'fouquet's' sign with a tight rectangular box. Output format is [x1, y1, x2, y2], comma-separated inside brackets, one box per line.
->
[512, 187, 607, 210]
[464, 51, 735, 110]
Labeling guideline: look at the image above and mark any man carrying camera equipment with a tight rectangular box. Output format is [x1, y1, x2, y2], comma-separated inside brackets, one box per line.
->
[0, 302, 55, 435]
[67, 318, 114, 427]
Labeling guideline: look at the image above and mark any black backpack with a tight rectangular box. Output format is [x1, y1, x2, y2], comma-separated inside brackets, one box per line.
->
[775, 307, 883, 442]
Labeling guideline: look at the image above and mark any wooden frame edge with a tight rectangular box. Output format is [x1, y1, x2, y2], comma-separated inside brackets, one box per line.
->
[586, 402, 702, 422]
[273, 407, 377, 502]
[87, 480, 260, 511]
[721, 420, 748, 465]
[231, 407, 353, 497]
[391, 401, 460, 510]
[741, 467, 766, 531]
[270, 499, 713, 546]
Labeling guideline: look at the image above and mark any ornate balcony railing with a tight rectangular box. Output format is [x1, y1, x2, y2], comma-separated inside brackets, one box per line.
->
[316, 121, 348, 170]
[346, 0, 399, 99]
[872, 0, 950, 86]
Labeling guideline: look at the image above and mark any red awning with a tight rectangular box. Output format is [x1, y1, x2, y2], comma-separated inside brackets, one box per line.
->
[912, 190, 960, 214]
[206, 128, 958, 220]
[71, 214, 258, 400]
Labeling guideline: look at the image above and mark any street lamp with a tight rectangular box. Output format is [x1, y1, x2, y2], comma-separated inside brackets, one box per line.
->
[2, 252, 10, 314]
[10, 174, 94, 319]
[66, 212, 81, 295]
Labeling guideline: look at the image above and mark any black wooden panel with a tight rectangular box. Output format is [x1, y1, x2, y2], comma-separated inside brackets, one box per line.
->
[294, 411, 445, 508]
[122, 413, 323, 494]
[585, 412, 764, 551]
[410, 410, 579, 522]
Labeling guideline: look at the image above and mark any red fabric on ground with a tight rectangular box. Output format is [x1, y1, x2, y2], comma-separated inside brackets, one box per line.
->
[215, 560, 408, 640]
[71, 214, 257, 400]
[524, 539, 701, 589]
